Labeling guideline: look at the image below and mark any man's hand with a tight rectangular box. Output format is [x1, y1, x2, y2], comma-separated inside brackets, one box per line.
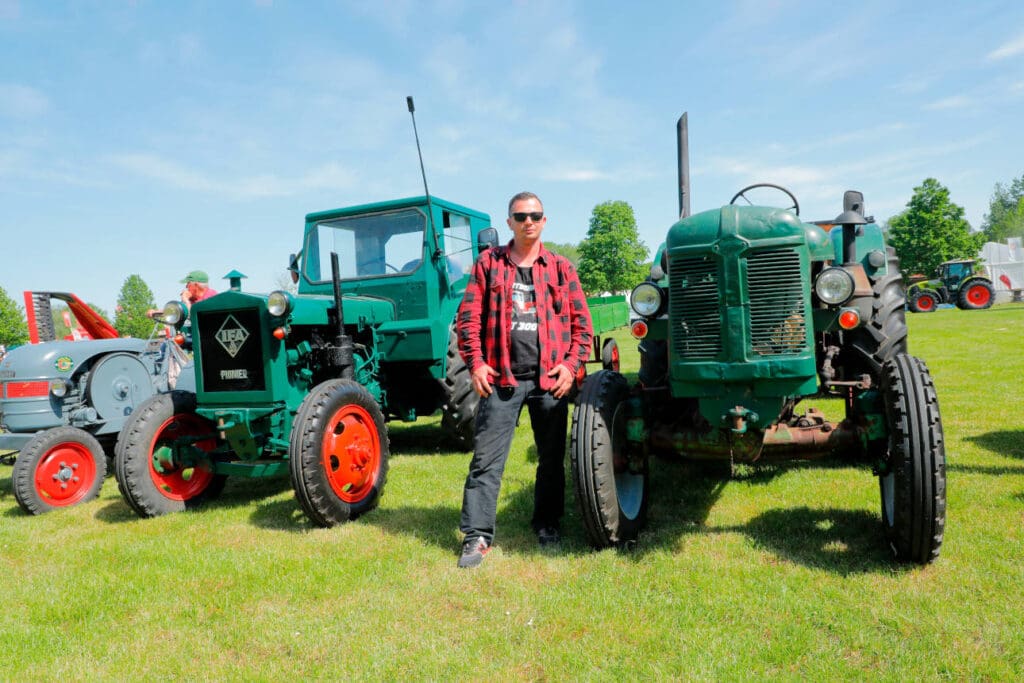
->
[547, 363, 575, 399]
[471, 364, 499, 397]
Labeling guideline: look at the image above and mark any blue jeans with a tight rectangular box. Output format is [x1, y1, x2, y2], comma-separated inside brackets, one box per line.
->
[460, 378, 568, 543]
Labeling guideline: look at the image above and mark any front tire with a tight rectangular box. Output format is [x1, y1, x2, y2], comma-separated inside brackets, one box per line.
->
[956, 279, 994, 310]
[908, 289, 938, 313]
[877, 354, 946, 564]
[114, 391, 226, 518]
[13, 426, 106, 514]
[570, 370, 646, 548]
[290, 379, 389, 527]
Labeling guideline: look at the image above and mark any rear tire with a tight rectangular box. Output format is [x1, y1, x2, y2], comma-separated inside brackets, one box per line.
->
[908, 289, 938, 313]
[570, 370, 646, 548]
[290, 379, 389, 527]
[846, 247, 908, 376]
[877, 354, 945, 564]
[440, 327, 477, 450]
[13, 426, 106, 514]
[956, 279, 994, 310]
[114, 391, 226, 518]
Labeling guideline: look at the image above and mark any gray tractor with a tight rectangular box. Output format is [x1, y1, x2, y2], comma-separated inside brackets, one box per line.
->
[0, 291, 190, 514]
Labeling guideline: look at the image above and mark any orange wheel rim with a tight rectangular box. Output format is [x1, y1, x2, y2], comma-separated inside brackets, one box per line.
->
[321, 404, 381, 503]
[33, 441, 98, 506]
[149, 413, 217, 501]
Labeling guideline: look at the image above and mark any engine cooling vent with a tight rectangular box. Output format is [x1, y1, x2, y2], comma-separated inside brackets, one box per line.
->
[669, 256, 722, 359]
[747, 250, 806, 356]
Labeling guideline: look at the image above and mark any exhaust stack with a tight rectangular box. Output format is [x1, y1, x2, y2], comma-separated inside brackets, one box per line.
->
[677, 112, 690, 220]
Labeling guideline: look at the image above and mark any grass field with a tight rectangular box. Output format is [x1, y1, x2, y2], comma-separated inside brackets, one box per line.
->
[1, 305, 1023, 679]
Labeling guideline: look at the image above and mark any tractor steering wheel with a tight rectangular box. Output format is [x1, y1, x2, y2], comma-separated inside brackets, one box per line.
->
[729, 183, 800, 216]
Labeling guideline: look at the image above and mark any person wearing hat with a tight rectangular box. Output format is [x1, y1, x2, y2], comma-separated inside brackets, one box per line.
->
[179, 270, 217, 305]
[147, 269, 218, 319]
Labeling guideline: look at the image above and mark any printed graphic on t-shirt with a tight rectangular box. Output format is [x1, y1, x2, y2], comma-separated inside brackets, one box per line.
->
[511, 266, 539, 377]
[512, 280, 537, 332]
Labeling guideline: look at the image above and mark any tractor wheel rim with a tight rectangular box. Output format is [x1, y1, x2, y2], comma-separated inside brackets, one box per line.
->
[611, 345, 620, 372]
[880, 472, 895, 527]
[611, 403, 643, 520]
[33, 442, 98, 506]
[919, 296, 934, 310]
[321, 404, 380, 503]
[967, 285, 990, 306]
[149, 414, 216, 501]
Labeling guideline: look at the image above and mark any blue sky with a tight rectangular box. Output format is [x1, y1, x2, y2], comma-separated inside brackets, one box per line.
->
[2, 0, 1023, 315]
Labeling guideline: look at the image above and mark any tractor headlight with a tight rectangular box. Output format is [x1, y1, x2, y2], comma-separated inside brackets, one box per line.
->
[162, 301, 187, 326]
[630, 282, 665, 317]
[814, 267, 855, 305]
[50, 379, 70, 398]
[267, 290, 293, 317]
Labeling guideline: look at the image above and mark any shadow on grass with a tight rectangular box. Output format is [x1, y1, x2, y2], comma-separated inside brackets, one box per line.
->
[386, 422, 469, 457]
[964, 430, 1024, 460]
[587, 457, 901, 574]
[96, 474, 293, 525]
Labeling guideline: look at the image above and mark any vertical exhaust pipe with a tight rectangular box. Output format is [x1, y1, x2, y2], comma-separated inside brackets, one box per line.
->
[677, 112, 690, 220]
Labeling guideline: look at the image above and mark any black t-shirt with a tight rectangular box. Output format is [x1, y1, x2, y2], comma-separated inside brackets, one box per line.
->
[510, 265, 539, 379]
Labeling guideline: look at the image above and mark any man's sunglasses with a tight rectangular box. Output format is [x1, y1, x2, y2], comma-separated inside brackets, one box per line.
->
[511, 212, 544, 222]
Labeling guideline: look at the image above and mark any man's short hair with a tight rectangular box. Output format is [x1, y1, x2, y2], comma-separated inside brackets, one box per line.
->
[508, 191, 543, 216]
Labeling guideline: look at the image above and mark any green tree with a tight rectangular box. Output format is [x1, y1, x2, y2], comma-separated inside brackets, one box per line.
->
[887, 178, 984, 278]
[577, 200, 649, 295]
[981, 173, 1024, 243]
[544, 242, 580, 267]
[114, 274, 157, 339]
[0, 286, 29, 348]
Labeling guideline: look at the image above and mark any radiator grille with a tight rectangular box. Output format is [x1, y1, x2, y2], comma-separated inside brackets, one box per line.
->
[747, 250, 806, 356]
[197, 308, 267, 392]
[669, 256, 722, 359]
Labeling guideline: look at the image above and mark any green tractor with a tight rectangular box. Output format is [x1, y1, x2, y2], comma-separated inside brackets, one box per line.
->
[115, 194, 498, 525]
[906, 259, 995, 312]
[570, 113, 945, 564]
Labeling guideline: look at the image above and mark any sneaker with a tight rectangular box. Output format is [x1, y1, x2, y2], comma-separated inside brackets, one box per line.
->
[537, 527, 561, 547]
[457, 536, 491, 569]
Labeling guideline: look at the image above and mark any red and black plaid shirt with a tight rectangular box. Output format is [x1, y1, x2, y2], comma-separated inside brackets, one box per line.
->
[457, 241, 593, 391]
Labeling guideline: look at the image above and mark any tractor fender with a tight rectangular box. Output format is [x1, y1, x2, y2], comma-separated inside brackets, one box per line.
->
[0, 338, 150, 434]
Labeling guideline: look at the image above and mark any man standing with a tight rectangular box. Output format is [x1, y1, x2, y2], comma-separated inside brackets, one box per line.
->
[455, 191, 593, 568]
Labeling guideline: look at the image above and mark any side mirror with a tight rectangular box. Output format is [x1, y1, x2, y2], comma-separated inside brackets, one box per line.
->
[477, 227, 499, 252]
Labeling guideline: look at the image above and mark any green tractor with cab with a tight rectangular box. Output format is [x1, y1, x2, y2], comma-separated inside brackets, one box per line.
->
[906, 258, 995, 312]
[570, 113, 946, 564]
[115, 194, 498, 525]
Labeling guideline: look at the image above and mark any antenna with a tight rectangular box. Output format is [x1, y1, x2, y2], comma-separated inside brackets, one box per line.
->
[407, 96, 442, 260]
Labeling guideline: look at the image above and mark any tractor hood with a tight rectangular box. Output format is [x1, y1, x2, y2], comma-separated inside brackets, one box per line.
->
[192, 289, 397, 327]
[667, 205, 832, 259]
[0, 337, 149, 382]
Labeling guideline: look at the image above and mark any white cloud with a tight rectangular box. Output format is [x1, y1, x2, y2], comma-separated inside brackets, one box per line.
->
[540, 168, 610, 183]
[0, 83, 48, 118]
[987, 31, 1024, 61]
[108, 153, 357, 199]
[923, 95, 973, 111]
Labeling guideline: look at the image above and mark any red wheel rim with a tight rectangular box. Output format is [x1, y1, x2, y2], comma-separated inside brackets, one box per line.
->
[149, 413, 217, 501]
[966, 284, 991, 306]
[321, 404, 381, 503]
[611, 344, 621, 372]
[33, 441, 98, 506]
[575, 364, 587, 389]
[918, 295, 935, 311]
